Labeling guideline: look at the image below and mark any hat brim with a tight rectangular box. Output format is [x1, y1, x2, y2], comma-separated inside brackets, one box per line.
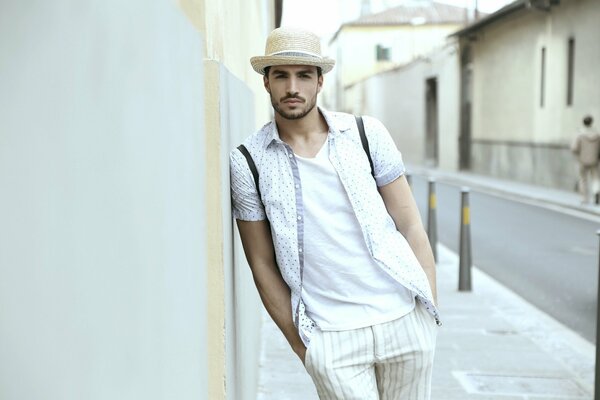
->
[250, 56, 335, 75]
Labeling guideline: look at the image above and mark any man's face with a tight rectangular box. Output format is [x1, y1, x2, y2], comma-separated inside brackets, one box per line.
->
[264, 65, 323, 120]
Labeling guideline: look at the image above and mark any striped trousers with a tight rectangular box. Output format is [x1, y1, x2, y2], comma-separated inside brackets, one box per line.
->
[304, 302, 437, 400]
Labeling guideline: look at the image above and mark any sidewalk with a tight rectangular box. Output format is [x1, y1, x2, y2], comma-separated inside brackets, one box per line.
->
[256, 243, 595, 399]
[255, 171, 597, 399]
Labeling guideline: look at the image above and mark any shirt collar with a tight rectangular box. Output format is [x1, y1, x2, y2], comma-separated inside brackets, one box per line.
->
[263, 107, 352, 149]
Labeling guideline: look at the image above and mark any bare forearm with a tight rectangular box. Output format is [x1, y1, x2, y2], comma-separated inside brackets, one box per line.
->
[403, 223, 438, 304]
[236, 219, 306, 358]
[253, 264, 305, 354]
[378, 171, 437, 304]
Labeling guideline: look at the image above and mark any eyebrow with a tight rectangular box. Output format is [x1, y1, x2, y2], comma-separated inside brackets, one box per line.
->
[271, 68, 315, 76]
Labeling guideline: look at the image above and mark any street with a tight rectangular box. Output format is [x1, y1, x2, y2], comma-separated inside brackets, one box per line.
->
[410, 174, 599, 344]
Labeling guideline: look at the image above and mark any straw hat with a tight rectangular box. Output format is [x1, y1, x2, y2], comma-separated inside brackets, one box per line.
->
[250, 27, 335, 75]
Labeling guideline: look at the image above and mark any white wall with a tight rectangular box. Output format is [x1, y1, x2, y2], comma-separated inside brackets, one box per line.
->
[349, 43, 460, 170]
[471, 11, 541, 142]
[364, 62, 427, 164]
[328, 23, 461, 112]
[219, 66, 263, 400]
[0, 2, 207, 399]
[436, 46, 461, 171]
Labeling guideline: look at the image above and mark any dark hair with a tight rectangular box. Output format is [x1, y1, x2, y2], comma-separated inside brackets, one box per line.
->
[263, 66, 323, 77]
[583, 115, 593, 127]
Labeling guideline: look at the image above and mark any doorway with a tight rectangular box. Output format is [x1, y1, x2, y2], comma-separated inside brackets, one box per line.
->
[459, 44, 473, 170]
[425, 77, 439, 167]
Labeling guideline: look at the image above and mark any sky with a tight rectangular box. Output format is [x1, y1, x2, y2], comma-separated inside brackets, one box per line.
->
[281, 0, 515, 39]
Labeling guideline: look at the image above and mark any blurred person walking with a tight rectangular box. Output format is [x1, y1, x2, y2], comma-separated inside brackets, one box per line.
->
[230, 27, 439, 400]
[571, 115, 600, 204]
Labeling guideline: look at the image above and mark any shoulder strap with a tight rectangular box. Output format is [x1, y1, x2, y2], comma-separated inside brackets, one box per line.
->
[355, 115, 375, 178]
[238, 118, 373, 199]
[237, 144, 262, 200]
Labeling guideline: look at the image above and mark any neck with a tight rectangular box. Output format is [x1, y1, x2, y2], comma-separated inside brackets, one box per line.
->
[275, 106, 327, 143]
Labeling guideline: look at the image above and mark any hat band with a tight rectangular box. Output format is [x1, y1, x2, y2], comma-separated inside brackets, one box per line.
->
[268, 50, 323, 59]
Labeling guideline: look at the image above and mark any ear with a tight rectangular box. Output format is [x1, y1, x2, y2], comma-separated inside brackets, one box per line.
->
[263, 75, 271, 93]
[317, 75, 323, 93]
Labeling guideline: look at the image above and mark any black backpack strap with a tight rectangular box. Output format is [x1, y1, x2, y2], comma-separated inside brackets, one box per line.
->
[237, 144, 262, 200]
[355, 115, 375, 179]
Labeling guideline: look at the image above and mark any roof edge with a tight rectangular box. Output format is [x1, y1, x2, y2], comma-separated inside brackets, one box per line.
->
[330, 0, 477, 44]
[450, 0, 528, 37]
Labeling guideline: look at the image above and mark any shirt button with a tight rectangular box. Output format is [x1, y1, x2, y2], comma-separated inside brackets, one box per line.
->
[295, 184, 300, 189]
[288, 153, 293, 158]
[297, 215, 302, 220]
[299, 248, 303, 253]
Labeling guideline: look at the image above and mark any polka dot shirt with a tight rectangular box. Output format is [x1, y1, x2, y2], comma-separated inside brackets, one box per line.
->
[230, 108, 440, 346]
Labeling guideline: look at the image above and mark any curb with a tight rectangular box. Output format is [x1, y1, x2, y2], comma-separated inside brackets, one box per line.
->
[407, 166, 600, 220]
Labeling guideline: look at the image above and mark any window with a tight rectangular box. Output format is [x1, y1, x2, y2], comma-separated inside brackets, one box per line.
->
[540, 47, 546, 108]
[376, 44, 391, 61]
[566, 37, 575, 106]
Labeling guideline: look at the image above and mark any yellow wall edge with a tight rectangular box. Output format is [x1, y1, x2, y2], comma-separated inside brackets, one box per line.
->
[204, 60, 226, 400]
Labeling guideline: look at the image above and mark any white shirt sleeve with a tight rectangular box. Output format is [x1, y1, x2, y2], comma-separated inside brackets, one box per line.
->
[230, 149, 267, 221]
[362, 116, 406, 187]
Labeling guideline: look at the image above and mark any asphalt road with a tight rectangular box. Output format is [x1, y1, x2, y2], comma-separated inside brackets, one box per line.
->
[410, 175, 598, 344]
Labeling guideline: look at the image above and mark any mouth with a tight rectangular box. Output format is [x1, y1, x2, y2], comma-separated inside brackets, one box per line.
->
[282, 98, 304, 104]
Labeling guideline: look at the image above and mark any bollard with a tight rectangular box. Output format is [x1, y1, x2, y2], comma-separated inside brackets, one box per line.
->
[459, 187, 472, 291]
[427, 178, 437, 262]
[596, 230, 600, 400]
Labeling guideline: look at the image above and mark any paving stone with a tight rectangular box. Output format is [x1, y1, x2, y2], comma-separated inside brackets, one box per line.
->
[255, 244, 595, 400]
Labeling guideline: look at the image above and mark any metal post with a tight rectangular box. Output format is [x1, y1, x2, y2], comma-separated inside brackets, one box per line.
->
[427, 178, 437, 262]
[594, 229, 600, 400]
[459, 187, 472, 291]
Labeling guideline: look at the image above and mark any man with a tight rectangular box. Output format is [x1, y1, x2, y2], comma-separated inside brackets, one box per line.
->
[230, 27, 439, 399]
[571, 115, 600, 204]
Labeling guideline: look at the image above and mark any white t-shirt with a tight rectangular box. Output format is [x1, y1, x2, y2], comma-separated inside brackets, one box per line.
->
[296, 140, 415, 331]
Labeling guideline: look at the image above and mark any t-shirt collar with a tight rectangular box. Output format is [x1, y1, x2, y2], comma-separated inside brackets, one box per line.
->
[264, 107, 352, 149]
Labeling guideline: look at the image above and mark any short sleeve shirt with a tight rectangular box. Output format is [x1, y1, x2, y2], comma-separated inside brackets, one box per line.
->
[230, 108, 440, 346]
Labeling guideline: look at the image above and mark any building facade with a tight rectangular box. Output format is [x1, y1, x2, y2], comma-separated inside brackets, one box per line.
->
[347, 42, 461, 169]
[326, 1, 467, 111]
[454, 0, 600, 189]
[338, 0, 600, 190]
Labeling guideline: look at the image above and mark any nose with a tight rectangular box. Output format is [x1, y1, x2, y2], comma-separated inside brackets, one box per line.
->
[287, 76, 299, 95]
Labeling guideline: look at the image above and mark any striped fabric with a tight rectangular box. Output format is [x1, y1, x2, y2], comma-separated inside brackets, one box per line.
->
[304, 302, 437, 400]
